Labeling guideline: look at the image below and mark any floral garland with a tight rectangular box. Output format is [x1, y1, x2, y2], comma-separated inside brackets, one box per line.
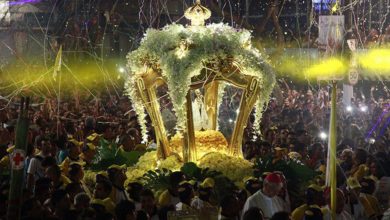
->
[126, 23, 275, 137]
[216, 82, 226, 130]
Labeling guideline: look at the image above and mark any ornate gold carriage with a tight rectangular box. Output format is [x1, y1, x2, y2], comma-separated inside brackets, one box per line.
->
[126, 0, 275, 162]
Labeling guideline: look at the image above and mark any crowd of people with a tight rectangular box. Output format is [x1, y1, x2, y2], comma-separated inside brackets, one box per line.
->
[0, 79, 390, 220]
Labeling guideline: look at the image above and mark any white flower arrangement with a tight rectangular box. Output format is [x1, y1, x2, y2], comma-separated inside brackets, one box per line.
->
[126, 23, 275, 138]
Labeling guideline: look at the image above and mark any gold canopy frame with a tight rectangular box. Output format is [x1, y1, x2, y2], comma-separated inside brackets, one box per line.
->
[135, 63, 262, 162]
[127, 0, 275, 163]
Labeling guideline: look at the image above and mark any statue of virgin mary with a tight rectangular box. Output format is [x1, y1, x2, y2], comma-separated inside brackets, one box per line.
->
[192, 89, 210, 131]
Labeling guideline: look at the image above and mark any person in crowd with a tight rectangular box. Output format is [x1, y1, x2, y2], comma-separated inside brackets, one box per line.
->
[140, 189, 159, 220]
[243, 207, 264, 220]
[115, 200, 136, 220]
[27, 137, 52, 191]
[345, 177, 371, 220]
[158, 171, 184, 209]
[74, 192, 91, 212]
[270, 211, 290, 220]
[68, 163, 91, 196]
[21, 197, 48, 219]
[45, 164, 68, 190]
[34, 177, 53, 205]
[242, 172, 284, 219]
[92, 178, 116, 214]
[219, 194, 240, 220]
[59, 140, 82, 174]
[65, 182, 84, 203]
[175, 182, 195, 212]
[107, 164, 130, 204]
[245, 177, 262, 195]
[304, 205, 323, 220]
[339, 148, 354, 173]
[51, 189, 72, 219]
[323, 188, 353, 220]
[191, 177, 216, 212]
[349, 148, 369, 181]
[274, 172, 291, 213]
[127, 181, 143, 209]
[291, 184, 325, 220]
[80, 142, 97, 166]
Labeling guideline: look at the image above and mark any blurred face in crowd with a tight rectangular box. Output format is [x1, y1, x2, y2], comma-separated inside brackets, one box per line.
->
[141, 194, 156, 214]
[369, 162, 377, 176]
[263, 181, 282, 198]
[45, 166, 60, 183]
[222, 196, 239, 217]
[297, 131, 310, 145]
[35, 182, 53, 204]
[69, 144, 81, 158]
[103, 126, 115, 140]
[57, 194, 71, 211]
[348, 187, 361, 203]
[94, 182, 110, 199]
[41, 140, 52, 156]
[119, 170, 127, 184]
[335, 190, 346, 214]
[83, 148, 96, 162]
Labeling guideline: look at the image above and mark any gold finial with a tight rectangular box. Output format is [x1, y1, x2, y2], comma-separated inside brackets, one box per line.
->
[184, 0, 211, 26]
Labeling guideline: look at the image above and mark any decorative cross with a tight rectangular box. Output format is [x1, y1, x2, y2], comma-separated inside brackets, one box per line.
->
[13, 153, 24, 166]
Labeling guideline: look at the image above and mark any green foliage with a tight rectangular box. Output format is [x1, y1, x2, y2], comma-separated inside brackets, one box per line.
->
[142, 169, 172, 192]
[180, 162, 237, 203]
[180, 162, 221, 181]
[90, 140, 145, 171]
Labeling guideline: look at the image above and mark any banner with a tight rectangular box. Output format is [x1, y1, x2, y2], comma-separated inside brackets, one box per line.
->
[318, 15, 345, 53]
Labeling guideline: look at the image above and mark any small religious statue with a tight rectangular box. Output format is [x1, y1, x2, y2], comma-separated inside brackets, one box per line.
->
[192, 89, 210, 131]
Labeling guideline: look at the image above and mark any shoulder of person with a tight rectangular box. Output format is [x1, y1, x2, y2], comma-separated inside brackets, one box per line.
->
[291, 204, 308, 220]
[34, 154, 44, 161]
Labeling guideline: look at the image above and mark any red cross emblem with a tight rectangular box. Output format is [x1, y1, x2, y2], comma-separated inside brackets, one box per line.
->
[13, 153, 24, 166]
[11, 149, 25, 170]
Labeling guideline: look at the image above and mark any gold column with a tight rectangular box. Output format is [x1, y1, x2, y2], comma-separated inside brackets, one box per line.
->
[205, 81, 219, 130]
[229, 78, 261, 157]
[136, 78, 171, 159]
[183, 92, 197, 162]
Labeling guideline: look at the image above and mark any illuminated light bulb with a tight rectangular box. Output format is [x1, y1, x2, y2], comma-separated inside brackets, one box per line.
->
[319, 132, 327, 140]
[229, 119, 233, 123]
[369, 138, 375, 144]
[360, 106, 368, 112]
[346, 106, 353, 112]
[118, 67, 125, 73]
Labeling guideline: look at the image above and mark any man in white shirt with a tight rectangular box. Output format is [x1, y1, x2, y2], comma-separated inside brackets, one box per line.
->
[241, 172, 283, 219]
[27, 137, 52, 191]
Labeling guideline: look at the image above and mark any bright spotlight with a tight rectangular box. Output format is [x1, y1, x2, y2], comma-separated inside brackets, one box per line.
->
[118, 67, 125, 73]
[369, 138, 375, 144]
[346, 106, 353, 112]
[360, 106, 368, 112]
[319, 132, 327, 140]
[229, 119, 233, 123]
